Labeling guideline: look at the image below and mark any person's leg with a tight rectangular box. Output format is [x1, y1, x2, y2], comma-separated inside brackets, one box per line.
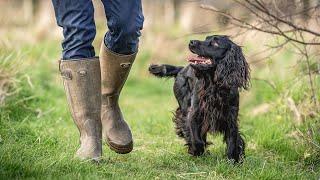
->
[52, 0, 102, 160]
[52, 0, 96, 59]
[101, 0, 144, 55]
[99, 0, 144, 154]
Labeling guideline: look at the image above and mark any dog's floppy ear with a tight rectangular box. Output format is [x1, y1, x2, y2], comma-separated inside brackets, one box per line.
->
[215, 44, 250, 89]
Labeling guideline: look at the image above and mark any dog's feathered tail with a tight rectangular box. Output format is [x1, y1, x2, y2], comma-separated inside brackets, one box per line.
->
[149, 64, 183, 78]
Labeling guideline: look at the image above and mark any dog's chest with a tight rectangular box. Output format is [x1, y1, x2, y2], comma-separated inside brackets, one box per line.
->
[199, 87, 233, 130]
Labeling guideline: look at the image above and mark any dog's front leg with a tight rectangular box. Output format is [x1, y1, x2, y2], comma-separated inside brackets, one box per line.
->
[186, 89, 205, 156]
[187, 117, 205, 156]
[225, 114, 245, 163]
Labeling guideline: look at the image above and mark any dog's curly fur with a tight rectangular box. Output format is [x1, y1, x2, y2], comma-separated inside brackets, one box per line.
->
[149, 35, 250, 163]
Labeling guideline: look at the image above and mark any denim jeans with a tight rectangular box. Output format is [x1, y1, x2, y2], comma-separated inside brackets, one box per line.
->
[52, 0, 144, 60]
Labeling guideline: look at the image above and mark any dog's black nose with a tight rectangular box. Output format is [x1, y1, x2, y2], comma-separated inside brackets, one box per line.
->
[189, 40, 198, 46]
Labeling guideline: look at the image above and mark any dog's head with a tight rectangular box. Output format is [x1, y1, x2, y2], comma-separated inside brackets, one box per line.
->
[188, 35, 250, 89]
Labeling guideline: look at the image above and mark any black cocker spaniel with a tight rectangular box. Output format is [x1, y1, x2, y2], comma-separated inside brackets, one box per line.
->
[149, 35, 250, 163]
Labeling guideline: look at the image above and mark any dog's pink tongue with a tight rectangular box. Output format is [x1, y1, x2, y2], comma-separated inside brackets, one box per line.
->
[187, 54, 205, 62]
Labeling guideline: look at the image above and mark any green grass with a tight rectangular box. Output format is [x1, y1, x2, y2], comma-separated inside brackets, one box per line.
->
[0, 40, 319, 179]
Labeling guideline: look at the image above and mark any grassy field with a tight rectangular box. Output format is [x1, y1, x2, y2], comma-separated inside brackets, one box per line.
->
[0, 39, 319, 179]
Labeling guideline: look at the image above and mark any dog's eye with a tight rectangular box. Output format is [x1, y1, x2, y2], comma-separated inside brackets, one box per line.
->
[210, 41, 219, 47]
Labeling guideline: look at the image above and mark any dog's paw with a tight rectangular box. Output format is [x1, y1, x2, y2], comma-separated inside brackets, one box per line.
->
[188, 142, 205, 156]
[148, 64, 166, 77]
[228, 153, 245, 164]
[227, 141, 245, 163]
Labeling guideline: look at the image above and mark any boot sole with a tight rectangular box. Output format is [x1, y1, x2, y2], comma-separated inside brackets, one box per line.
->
[106, 138, 133, 154]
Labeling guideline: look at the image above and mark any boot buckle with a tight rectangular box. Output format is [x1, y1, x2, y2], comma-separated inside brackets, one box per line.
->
[61, 69, 72, 80]
[78, 69, 87, 77]
[120, 63, 131, 68]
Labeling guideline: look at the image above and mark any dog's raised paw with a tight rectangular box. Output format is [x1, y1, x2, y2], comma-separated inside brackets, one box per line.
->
[149, 64, 165, 76]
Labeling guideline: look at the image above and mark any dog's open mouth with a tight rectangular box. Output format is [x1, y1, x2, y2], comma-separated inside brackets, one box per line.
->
[187, 54, 212, 65]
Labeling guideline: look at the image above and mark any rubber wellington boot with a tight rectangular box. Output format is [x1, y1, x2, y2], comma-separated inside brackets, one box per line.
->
[99, 43, 136, 154]
[59, 58, 102, 160]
